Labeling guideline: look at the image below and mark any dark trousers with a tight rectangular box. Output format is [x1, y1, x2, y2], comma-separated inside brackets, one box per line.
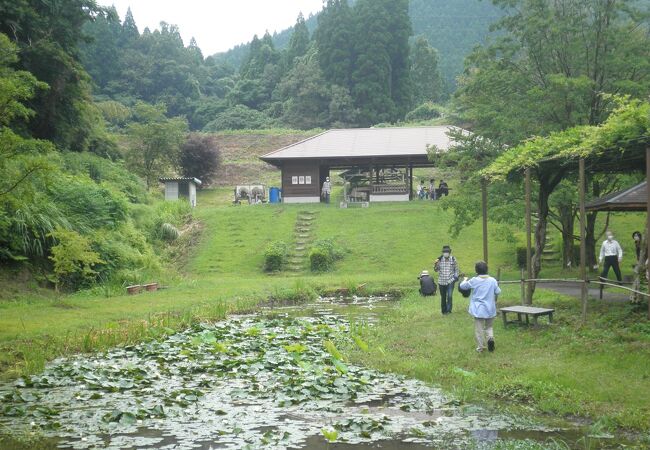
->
[440, 282, 454, 314]
[601, 255, 622, 282]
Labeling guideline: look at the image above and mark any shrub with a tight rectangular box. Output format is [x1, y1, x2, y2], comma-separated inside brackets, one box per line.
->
[179, 133, 221, 184]
[516, 246, 536, 269]
[49, 228, 103, 291]
[405, 102, 445, 122]
[203, 105, 273, 131]
[309, 239, 345, 272]
[264, 241, 289, 272]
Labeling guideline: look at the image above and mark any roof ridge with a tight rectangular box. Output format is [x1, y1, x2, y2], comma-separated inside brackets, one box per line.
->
[260, 130, 332, 158]
[609, 180, 647, 203]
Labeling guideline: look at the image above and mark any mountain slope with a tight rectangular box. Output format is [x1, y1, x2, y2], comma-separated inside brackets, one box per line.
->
[212, 0, 505, 89]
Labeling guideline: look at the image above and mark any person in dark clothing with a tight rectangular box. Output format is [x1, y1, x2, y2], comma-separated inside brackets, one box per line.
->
[438, 180, 449, 197]
[418, 270, 437, 296]
[434, 245, 459, 314]
[633, 231, 642, 261]
[599, 231, 623, 283]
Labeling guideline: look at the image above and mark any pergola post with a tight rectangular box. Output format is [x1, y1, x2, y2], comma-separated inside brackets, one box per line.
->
[579, 158, 588, 322]
[646, 147, 650, 320]
[408, 164, 413, 200]
[525, 168, 533, 305]
[481, 178, 489, 264]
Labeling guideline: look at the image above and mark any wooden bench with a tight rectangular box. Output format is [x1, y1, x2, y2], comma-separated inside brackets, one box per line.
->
[500, 306, 555, 326]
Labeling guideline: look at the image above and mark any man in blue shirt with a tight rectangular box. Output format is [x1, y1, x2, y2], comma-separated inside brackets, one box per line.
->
[460, 261, 501, 353]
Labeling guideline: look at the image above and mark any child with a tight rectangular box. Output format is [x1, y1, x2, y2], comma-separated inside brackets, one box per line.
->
[460, 261, 501, 353]
[418, 270, 437, 296]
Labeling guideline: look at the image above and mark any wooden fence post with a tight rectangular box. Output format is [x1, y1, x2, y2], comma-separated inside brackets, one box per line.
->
[579, 158, 588, 322]
[525, 168, 533, 305]
[482, 178, 489, 265]
[646, 147, 650, 319]
[520, 267, 526, 305]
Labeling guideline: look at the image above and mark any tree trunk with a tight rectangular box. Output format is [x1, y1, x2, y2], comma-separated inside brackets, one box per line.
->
[586, 212, 598, 270]
[559, 206, 576, 268]
[530, 171, 565, 298]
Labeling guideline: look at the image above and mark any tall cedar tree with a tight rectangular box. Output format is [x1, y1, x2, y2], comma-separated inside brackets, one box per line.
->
[351, 0, 412, 126]
[314, 0, 354, 89]
[410, 36, 444, 107]
[287, 13, 310, 64]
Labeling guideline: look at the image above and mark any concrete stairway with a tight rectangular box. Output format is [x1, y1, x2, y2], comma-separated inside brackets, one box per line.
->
[287, 211, 317, 272]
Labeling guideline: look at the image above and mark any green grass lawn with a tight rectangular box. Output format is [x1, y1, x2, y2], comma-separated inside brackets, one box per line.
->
[0, 189, 648, 432]
[346, 287, 650, 430]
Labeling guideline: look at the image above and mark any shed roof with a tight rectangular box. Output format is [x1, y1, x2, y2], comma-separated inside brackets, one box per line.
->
[260, 126, 461, 166]
[159, 177, 202, 186]
[585, 181, 646, 212]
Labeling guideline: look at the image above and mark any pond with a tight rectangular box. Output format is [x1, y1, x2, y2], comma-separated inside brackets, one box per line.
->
[0, 296, 637, 449]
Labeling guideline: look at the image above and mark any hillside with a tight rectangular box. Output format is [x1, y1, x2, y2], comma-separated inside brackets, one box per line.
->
[209, 130, 319, 186]
[213, 0, 505, 89]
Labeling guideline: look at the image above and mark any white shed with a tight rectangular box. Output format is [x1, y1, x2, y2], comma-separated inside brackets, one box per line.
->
[159, 177, 202, 207]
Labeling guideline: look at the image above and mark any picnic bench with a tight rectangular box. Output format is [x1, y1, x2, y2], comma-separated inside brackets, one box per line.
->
[500, 306, 555, 326]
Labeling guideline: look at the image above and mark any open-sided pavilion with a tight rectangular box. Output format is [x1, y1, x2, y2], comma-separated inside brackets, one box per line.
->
[260, 126, 462, 203]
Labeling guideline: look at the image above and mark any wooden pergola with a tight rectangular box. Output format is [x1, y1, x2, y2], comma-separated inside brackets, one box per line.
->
[479, 100, 650, 319]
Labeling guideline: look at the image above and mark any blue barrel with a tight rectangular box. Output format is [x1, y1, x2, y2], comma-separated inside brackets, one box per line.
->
[269, 187, 281, 203]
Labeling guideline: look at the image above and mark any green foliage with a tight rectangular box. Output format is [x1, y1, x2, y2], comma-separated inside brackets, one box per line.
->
[350, 0, 412, 126]
[484, 99, 650, 180]
[179, 133, 221, 183]
[203, 105, 273, 131]
[409, 36, 444, 106]
[309, 239, 345, 272]
[263, 241, 289, 272]
[126, 102, 188, 187]
[62, 152, 148, 203]
[48, 228, 103, 290]
[456, 0, 650, 145]
[405, 102, 445, 123]
[0, 34, 48, 127]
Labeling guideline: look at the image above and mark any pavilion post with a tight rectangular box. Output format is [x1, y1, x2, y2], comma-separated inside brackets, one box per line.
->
[409, 164, 413, 200]
[481, 178, 489, 264]
[579, 158, 588, 323]
[646, 147, 650, 319]
[525, 168, 533, 305]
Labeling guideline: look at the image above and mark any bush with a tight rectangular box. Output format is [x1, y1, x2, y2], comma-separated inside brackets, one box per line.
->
[405, 102, 445, 122]
[179, 133, 221, 184]
[264, 241, 289, 272]
[516, 246, 536, 269]
[49, 228, 103, 291]
[309, 239, 345, 272]
[203, 105, 273, 131]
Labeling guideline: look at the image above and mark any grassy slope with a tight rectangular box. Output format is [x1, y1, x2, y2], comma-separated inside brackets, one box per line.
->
[0, 179, 648, 430]
[209, 131, 318, 187]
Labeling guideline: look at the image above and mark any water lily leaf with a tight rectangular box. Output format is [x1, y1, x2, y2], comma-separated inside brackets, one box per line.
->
[322, 427, 338, 442]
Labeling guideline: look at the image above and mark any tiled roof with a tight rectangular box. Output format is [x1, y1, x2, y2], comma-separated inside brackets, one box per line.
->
[585, 181, 646, 211]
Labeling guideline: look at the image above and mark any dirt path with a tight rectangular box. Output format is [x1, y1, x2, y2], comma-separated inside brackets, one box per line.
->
[540, 281, 631, 303]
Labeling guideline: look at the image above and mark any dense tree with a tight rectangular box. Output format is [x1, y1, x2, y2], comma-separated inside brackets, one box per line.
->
[314, 0, 354, 89]
[0, 0, 111, 150]
[276, 52, 331, 129]
[351, 0, 413, 125]
[286, 13, 310, 64]
[410, 36, 444, 107]
[179, 133, 221, 184]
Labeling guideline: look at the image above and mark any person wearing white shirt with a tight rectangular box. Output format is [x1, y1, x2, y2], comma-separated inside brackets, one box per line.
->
[599, 231, 623, 283]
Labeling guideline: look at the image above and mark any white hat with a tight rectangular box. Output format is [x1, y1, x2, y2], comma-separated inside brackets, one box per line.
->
[326, 177, 330, 181]
[420, 270, 429, 276]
